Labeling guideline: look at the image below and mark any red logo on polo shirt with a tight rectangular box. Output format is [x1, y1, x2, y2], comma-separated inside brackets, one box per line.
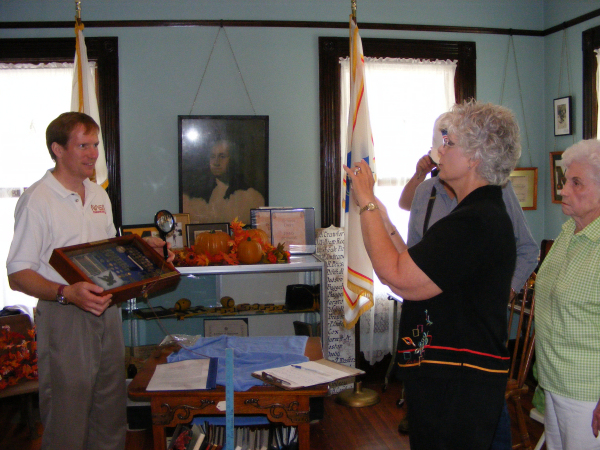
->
[91, 204, 106, 214]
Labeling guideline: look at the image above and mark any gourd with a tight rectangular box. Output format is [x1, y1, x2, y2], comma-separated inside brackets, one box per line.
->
[193, 230, 230, 256]
[237, 237, 264, 264]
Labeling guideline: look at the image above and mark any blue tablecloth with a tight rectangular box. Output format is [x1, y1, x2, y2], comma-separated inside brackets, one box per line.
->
[167, 335, 309, 391]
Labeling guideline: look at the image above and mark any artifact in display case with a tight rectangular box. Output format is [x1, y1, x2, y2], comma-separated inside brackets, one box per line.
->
[49, 234, 180, 305]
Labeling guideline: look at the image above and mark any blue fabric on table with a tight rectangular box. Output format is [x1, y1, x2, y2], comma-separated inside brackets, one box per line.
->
[166, 335, 309, 391]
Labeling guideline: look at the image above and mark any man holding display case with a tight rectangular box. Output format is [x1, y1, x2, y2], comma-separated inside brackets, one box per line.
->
[6, 112, 171, 450]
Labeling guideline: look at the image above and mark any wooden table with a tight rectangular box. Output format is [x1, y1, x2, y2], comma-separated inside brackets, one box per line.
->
[128, 337, 328, 450]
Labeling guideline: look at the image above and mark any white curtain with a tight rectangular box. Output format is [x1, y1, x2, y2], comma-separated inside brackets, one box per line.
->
[340, 57, 457, 364]
[596, 50, 600, 136]
[0, 62, 79, 310]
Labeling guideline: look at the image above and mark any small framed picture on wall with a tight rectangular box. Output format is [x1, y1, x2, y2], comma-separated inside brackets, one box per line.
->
[550, 151, 565, 203]
[553, 96, 572, 136]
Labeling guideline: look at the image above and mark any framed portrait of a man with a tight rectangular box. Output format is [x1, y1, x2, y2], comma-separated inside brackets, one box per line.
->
[178, 115, 269, 225]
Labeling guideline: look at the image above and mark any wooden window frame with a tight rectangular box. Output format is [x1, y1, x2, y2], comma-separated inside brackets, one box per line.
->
[318, 37, 476, 227]
[0, 37, 122, 228]
[583, 25, 600, 139]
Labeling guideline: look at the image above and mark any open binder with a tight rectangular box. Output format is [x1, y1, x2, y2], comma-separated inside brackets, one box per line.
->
[147, 357, 218, 391]
[252, 359, 364, 390]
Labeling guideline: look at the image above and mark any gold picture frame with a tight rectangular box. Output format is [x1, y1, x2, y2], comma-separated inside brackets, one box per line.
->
[120, 223, 159, 239]
[508, 167, 538, 210]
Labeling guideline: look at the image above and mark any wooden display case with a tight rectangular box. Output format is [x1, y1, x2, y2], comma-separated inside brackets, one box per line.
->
[49, 234, 180, 305]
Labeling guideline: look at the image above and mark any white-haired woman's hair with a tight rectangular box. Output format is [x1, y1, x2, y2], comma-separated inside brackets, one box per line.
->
[446, 101, 521, 185]
[562, 140, 600, 186]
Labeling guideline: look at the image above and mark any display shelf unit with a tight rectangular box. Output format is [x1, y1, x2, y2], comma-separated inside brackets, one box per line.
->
[123, 254, 328, 352]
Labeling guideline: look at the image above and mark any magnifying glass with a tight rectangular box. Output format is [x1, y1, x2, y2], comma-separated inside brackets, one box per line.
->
[154, 210, 175, 260]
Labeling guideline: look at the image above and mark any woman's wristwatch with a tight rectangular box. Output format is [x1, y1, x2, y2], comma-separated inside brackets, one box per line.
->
[359, 202, 379, 215]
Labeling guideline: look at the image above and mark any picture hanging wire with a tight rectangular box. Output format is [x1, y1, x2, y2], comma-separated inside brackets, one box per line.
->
[553, 26, 575, 149]
[499, 33, 532, 167]
[188, 23, 256, 115]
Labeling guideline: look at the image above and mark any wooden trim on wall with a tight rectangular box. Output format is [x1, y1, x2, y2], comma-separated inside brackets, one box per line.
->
[318, 37, 476, 228]
[0, 19, 542, 36]
[0, 37, 123, 229]
[3, 7, 600, 36]
[583, 25, 600, 139]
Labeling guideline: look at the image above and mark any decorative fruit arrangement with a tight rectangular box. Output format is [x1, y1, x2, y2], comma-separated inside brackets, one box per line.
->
[173, 218, 291, 267]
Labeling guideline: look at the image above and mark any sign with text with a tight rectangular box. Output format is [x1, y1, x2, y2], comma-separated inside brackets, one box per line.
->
[316, 226, 355, 394]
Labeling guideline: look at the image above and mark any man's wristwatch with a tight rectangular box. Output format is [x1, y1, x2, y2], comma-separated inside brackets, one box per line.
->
[56, 284, 69, 305]
[359, 202, 379, 215]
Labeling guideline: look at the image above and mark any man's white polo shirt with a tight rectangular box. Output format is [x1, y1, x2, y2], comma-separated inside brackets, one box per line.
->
[6, 169, 116, 284]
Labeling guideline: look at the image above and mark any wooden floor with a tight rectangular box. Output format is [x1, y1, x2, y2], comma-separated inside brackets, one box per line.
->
[0, 381, 544, 450]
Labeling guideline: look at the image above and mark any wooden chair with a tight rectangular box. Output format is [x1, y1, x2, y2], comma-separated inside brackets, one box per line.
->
[506, 276, 537, 450]
[0, 313, 39, 439]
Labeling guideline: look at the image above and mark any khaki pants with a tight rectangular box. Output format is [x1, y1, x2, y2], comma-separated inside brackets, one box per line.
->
[36, 302, 126, 450]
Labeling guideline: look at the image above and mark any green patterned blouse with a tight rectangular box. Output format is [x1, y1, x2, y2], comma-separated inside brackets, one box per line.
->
[536, 216, 600, 402]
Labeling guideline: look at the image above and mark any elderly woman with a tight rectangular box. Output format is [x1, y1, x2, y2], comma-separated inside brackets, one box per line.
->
[535, 139, 600, 449]
[344, 101, 521, 449]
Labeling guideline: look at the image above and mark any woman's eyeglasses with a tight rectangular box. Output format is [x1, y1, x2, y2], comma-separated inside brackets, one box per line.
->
[442, 133, 455, 148]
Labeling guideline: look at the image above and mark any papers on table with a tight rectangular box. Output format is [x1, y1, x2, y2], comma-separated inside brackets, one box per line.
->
[252, 359, 364, 389]
[147, 358, 218, 391]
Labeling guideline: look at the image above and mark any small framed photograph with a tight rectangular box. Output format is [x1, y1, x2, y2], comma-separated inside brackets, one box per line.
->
[204, 318, 249, 337]
[554, 96, 572, 136]
[186, 222, 230, 249]
[165, 213, 190, 249]
[550, 151, 565, 204]
[508, 167, 538, 210]
[120, 223, 159, 239]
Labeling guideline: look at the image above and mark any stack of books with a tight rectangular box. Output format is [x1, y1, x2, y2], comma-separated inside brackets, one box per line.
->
[166, 420, 298, 450]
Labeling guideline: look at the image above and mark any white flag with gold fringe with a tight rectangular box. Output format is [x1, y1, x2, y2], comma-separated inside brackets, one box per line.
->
[341, 17, 376, 329]
[71, 20, 108, 188]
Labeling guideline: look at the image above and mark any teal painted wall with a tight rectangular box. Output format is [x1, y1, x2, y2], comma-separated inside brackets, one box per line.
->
[2, 0, 599, 248]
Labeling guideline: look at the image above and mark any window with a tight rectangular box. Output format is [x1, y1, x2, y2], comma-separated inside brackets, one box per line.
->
[0, 38, 121, 308]
[319, 37, 476, 228]
[339, 57, 457, 241]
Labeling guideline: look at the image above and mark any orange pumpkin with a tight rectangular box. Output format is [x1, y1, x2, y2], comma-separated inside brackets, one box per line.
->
[194, 230, 230, 256]
[237, 237, 263, 264]
[247, 228, 270, 246]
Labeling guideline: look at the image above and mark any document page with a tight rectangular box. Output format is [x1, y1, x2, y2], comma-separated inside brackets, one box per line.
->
[255, 360, 361, 389]
[147, 358, 215, 391]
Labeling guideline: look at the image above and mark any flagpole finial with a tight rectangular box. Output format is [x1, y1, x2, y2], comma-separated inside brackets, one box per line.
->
[351, 0, 357, 23]
[75, 0, 82, 24]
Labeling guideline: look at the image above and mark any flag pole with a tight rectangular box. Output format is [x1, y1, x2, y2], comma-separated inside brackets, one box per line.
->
[75, 0, 81, 23]
[335, 0, 380, 408]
